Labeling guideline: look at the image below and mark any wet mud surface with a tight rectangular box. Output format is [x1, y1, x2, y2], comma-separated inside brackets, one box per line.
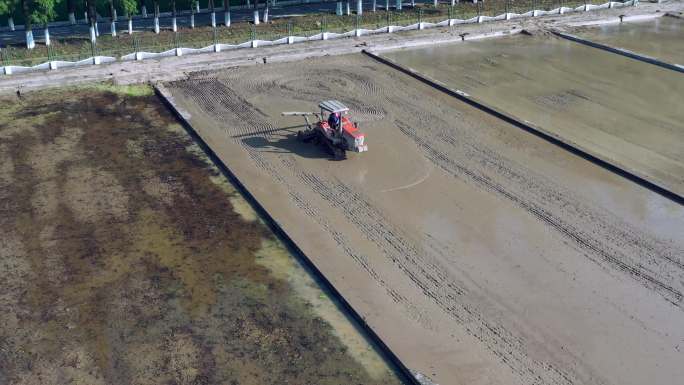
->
[573, 16, 684, 65]
[0, 85, 405, 385]
[166, 54, 684, 385]
[383, 34, 684, 197]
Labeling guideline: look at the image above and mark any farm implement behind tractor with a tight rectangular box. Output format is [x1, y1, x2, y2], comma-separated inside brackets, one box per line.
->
[282, 100, 368, 160]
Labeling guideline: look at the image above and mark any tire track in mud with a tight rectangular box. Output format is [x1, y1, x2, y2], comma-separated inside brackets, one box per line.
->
[357, 59, 684, 307]
[167, 79, 409, 309]
[167, 55, 683, 384]
[295, 172, 577, 385]
[394, 119, 684, 306]
[384, 88, 684, 304]
[168, 77, 578, 385]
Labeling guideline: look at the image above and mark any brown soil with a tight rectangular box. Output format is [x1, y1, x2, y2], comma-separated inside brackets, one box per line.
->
[0, 85, 404, 385]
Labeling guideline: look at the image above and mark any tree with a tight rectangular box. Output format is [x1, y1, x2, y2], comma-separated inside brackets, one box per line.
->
[121, 0, 136, 33]
[253, 0, 259, 25]
[152, 0, 159, 33]
[66, 0, 76, 24]
[188, 0, 197, 28]
[85, 0, 97, 43]
[138, 0, 146, 17]
[263, 0, 269, 23]
[222, 0, 229, 26]
[21, 0, 57, 49]
[0, 0, 18, 31]
[109, 0, 117, 36]
[208, 0, 215, 27]
[171, 0, 176, 31]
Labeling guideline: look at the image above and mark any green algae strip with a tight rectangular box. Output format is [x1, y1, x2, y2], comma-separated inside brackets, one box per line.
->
[0, 84, 406, 385]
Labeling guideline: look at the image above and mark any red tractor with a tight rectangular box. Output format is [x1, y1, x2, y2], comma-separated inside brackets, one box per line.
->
[283, 100, 368, 160]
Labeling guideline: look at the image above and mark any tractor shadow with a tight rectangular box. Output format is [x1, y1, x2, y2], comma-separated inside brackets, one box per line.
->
[240, 125, 340, 161]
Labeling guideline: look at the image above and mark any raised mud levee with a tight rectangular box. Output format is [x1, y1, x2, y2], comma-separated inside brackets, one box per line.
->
[552, 31, 684, 73]
[153, 83, 423, 385]
[362, 50, 684, 204]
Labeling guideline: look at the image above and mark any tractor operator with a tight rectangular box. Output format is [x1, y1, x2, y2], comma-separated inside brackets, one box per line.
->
[328, 112, 341, 135]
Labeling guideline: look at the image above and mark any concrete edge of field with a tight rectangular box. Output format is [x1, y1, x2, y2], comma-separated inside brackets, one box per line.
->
[1, 1, 682, 96]
[361, 49, 684, 205]
[153, 83, 428, 385]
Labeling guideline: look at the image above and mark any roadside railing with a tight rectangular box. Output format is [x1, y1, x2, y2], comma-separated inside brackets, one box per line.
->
[0, 0, 639, 75]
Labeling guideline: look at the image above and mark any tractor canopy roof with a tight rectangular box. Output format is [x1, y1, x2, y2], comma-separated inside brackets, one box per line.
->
[319, 100, 349, 114]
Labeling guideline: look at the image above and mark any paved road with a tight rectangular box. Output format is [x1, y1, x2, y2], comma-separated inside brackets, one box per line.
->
[1, 0, 413, 46]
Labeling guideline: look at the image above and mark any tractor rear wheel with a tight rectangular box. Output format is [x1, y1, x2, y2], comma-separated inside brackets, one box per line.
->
[333, 147, 346, 161]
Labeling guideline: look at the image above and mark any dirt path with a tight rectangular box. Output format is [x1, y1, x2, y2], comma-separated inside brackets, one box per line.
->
[164, 53, 684, 385]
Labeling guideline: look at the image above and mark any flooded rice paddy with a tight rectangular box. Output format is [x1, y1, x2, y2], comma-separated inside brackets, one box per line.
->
[383, 33, 684, 197]
[165, 49, 684, 385]
[574, 16, 684, 65]
[0, 85, 405, 385]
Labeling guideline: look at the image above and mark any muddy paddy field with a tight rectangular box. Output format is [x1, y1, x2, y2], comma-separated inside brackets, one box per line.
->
[573, 15, 684, 65]
[165, 48, 684, 385]
[383, 31, 684, 197]
[0, 85, 405, 385]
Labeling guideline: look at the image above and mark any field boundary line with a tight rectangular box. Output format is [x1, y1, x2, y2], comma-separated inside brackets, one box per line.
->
[361, 49, 684, 205]
[552, 30, 684, 73]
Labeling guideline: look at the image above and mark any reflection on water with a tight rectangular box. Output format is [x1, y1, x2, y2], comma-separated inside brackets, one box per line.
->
[384, 33, 684, 201]
[576, 16, 684, 65]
